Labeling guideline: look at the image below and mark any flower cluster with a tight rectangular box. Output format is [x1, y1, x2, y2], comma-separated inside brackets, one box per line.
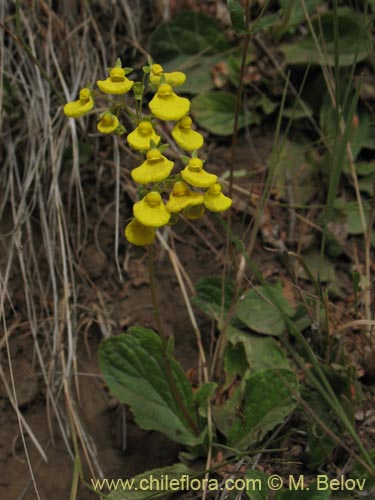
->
[64, 58, 232, 246]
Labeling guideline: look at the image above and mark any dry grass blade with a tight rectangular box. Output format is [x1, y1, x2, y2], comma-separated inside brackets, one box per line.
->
[0, 0, 145, 493]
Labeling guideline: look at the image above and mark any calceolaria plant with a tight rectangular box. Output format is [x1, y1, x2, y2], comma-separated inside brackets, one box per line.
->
[64, 57, 232, 247]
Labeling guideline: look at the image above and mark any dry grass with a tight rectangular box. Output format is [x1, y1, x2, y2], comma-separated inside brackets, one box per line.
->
[0, 0, 153, 492]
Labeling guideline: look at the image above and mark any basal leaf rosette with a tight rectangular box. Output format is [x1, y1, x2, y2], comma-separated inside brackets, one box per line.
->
[97, 67, 134, 95]
[181, 158, 217, 188]
[203, 183, 232, 212]
[97, 111, 119, 134]
[125, 219, 155, 246]
[131, 149, 174, 184]
[149, 84, 190, 121]
[133, 192, 171, 227]
[150, 64, 186, 87]
[63, 88, 94, 118]
[166, 182, 204, 213]
[172, 117, 204, 151]
[127, 121, 161, 151]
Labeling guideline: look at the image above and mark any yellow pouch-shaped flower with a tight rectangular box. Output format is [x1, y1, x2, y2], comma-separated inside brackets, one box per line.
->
[183, 204, 205, 220]
[166, 182, 204, 213]
[172, 116, 204, 151]
[150, 64, 186, 87]
[181, 158, 217, 188]
[97, 111, 119, 134]
[127, 121, 160, 151]
[125, 219, 155, 246]
[97, 67, 134, 95]
[149, 84, 190, 121]
[63, 88, 94, 118]
[133, 192, 170, 227]
[131, 149, 174, 184]
[203, 183, 232, 212]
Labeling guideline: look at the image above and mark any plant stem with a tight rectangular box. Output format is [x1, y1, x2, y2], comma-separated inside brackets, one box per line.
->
[229, 0, 251, 197]
[147, 245, 200, 436]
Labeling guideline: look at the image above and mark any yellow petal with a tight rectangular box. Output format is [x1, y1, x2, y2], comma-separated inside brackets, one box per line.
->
[149, 84, 190, 121]
[133, 192, 171, 227]
[125, 219, 155, 246]
[63, 88, 94, 118]
[166, 182, 204, 213]
[172, 118, 204, 151]
[127, 121, 161, 151]
[150, 64, 186, 87]
[181, 158, 217, 188]
[203, 183, 232, 212]
[97, 112, 119, 134]
[97, 78, 134, 94]
[131, 149, 174, 184]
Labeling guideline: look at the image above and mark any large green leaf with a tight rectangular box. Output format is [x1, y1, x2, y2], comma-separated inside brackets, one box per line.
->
[160, 54, 220, 95]
[244, 470, 270, 500]
[274, 137, 316, 204]
[235, 283, 294, 336]
[278, 0, 324, 31]
[226, 369, 298, 450]
[226, 326, 290, 373]
[148, 11, 229, 62]
[280, 9, 371, 66]
[107, 464, 194, 499]
[192, 277, 236, 321]
[99, 327, 200, 446]
[191, 91, 259, 135]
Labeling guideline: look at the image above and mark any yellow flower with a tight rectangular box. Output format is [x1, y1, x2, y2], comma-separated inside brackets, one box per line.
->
[172, 116, 204, 151]
[183, 204, 205, 220]
[97, 67, 134, 95]
[203, 183, 232, 212]
[131, 149, 174, 184]
[97, 111, 119, 134]
[133, 192, 171, 227]
[166, 182, 204, 213]
[149, 83, 190, 121]
[125, 219, 155, 246]
[181, 158, 217, 188]
[150, 64, 186, 87]
[63, 88, 94, 118]
[127, 121, 161, 151]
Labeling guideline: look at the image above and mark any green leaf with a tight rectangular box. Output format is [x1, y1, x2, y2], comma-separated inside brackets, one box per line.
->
[275, 482, 331, 499]
[227, 369, 299, 449]
[161, 54, 221, 95]
[296, 249, 336, 283]
[333, 200, 371, 235]
[107, 464, 194, 499]
[351, 449, 375, 491]
[278, 0, 324, 32]
[320, 91, 374, 160]
[191, 92, 259, 135]
[193, 382, 218, 417]
[244, 470, 270, 500]
[274, 137, 316, 204]
[192, 277, 236, 321]
[250, 11, 282, 35]
[227, 326, 290, 372]
[235, 283, 294, 336]
[280, 9, 371, 66]
[227, 0, 248, 35]
[148, 11, 229, 62]
[99, 327, 200, 446]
